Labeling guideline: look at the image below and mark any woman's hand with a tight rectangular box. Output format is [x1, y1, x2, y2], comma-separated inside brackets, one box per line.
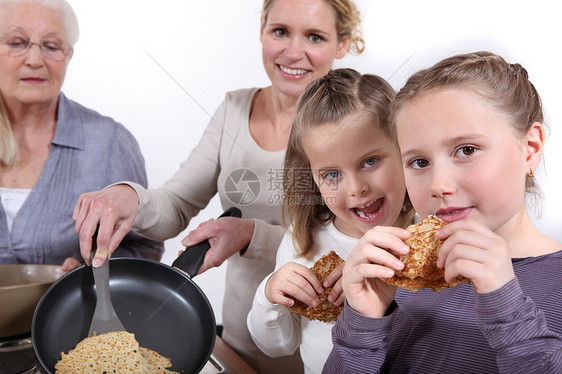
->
[342, 226, 410, 318]
[61, 257, 82, 271]
[73, 184, 139, 267]
[264, 262, 324, 308]
[180, 217, 255, 275]
[324, 262, 345, 306]
[436, 218, 515, 294]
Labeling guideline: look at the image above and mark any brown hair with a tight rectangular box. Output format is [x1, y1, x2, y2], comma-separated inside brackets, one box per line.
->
[262, 0, 364, 55]
[391, 51, 544, 198]
[284, 68, 415, 257]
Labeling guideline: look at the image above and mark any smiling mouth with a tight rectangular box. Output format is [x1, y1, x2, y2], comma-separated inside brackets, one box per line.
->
[353, 198, 383, 220]
[278, 65, 310, 76]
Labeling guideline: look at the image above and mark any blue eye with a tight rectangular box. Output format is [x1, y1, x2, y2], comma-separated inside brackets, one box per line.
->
[274, 28, 287, 37]
[322, 170, 340, 180]
[362, 157, 378, 169]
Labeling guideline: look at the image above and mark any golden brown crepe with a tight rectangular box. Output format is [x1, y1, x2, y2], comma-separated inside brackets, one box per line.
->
[288, 251, 344, 323]
[382, 215, 469, 292]
[55, 331, 177, 373]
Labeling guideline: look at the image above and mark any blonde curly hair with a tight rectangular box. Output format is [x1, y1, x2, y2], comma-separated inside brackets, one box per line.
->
[262, 0, 364, 55]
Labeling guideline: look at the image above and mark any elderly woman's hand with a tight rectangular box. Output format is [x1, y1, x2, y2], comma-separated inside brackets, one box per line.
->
[73, 184, 139, 267]
[61, 257, 82, 271]
[180, 217, 255, 274]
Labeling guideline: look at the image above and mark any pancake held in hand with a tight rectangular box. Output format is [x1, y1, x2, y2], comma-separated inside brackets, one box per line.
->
[55, 331, 177, 373]
[382, 215, 469, 292]
[288, 251, 344, 322]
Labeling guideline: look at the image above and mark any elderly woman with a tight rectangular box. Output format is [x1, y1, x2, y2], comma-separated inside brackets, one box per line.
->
[0, 0, 163, 269]
[73, 0, 364, 372]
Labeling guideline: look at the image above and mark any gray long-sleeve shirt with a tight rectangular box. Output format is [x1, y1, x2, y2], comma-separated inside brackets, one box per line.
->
[324, 250, 562, 373]
[0, 93, 164, 265]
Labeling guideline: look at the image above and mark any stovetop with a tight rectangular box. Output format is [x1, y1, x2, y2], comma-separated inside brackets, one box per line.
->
[0, 334, 44, 374]
[0, 334, 230, 374]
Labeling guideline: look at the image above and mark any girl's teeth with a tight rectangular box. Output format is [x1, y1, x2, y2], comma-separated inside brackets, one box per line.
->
[357, 201, 374, 209]
[357, 210, 375, 219]
[355, 200, 381, 219]
[280, 65, 308, 75]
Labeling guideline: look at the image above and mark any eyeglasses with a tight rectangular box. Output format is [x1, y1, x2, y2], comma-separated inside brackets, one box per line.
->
[0, 32, 72, 61]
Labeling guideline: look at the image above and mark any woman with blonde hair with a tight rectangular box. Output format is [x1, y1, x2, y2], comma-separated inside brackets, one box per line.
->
[73, 0, 364, 372]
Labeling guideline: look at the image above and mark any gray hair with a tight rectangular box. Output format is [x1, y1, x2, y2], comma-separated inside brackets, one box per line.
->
[0, 0, 79, 45]
[0, 0, 79, 165]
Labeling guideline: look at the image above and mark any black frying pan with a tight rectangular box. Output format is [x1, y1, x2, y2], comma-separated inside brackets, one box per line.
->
[32, 207, 242, 373]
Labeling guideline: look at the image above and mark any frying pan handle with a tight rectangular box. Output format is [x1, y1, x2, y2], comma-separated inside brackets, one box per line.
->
[172, 207, 242, 278]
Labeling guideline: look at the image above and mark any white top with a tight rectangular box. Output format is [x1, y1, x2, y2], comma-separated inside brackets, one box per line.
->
[247, 221, 359, 374]
[0, 187, 31, 232]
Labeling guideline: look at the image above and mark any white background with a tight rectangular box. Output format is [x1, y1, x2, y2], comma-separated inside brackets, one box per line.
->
[64, 0, 562, 324]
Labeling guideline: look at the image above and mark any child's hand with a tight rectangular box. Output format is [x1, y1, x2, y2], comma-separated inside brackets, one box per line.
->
[323, 262, 345, 306]
[436, 218, 515, 294]
[264, 262, 324, 308]
[343, 226, 410, 318]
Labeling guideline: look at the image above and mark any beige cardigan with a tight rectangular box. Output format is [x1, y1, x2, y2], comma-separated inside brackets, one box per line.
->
[126, 88, 303, 373]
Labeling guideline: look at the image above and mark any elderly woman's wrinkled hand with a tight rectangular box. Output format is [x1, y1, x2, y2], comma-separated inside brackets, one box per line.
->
[61, 257, 82, 271]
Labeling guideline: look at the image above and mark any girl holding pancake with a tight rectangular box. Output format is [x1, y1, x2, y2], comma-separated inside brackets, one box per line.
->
[324, 52, 562, 373]
[247, 68, 415, 373]
[73, 1, 364, 372]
